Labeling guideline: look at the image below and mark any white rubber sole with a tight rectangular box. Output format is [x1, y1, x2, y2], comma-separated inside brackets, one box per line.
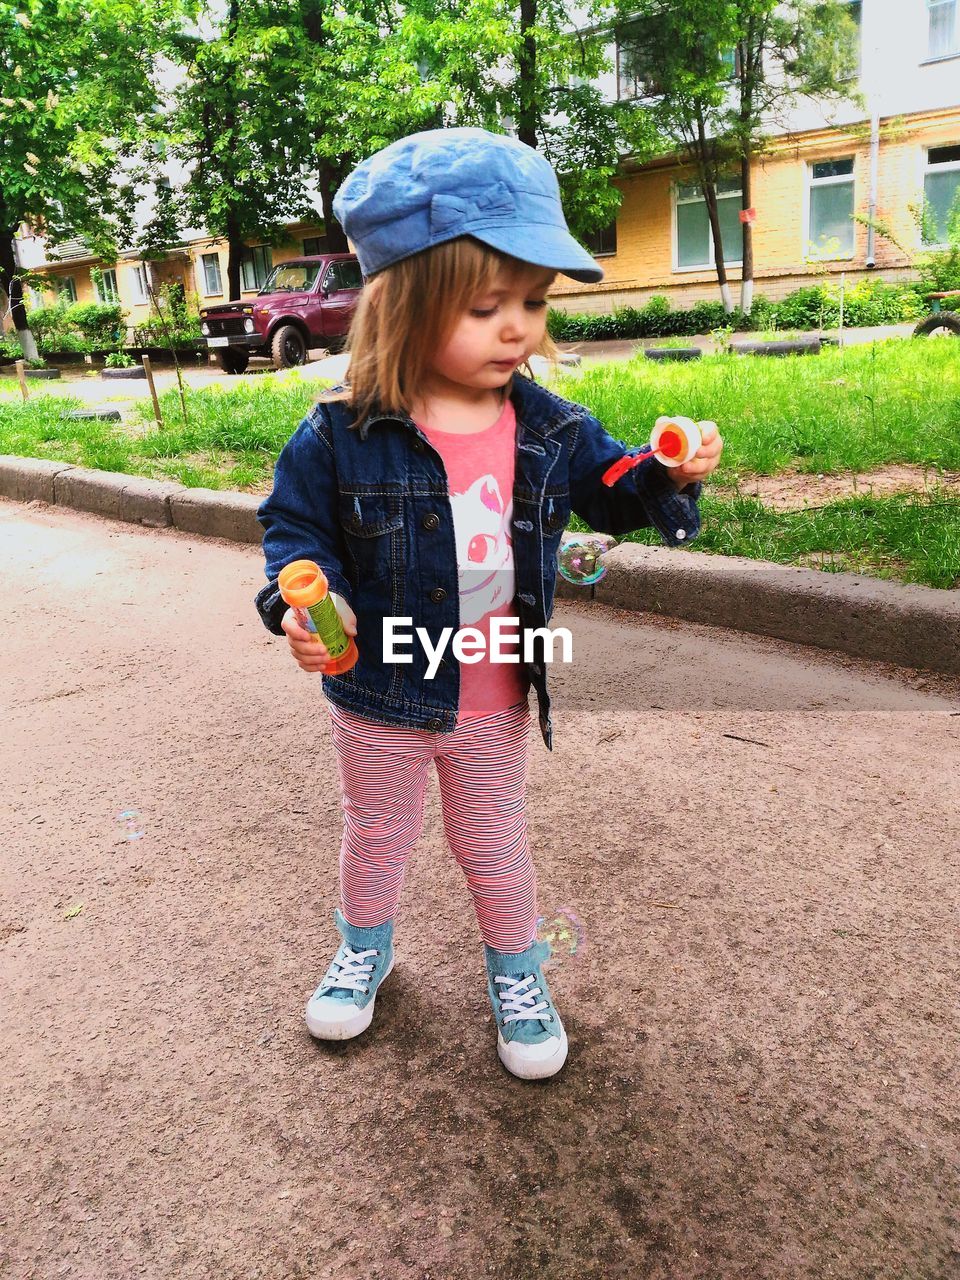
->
[497, 1022, 568, 1080]
[304, 955, 394, 1041]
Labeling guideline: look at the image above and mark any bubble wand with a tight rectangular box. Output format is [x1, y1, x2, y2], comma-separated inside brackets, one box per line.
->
[602, 416, 703, 487]
[278, 559, 359, 675]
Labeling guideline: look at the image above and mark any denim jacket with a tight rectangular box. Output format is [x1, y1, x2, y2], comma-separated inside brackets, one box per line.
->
[255, 374, 701, 750]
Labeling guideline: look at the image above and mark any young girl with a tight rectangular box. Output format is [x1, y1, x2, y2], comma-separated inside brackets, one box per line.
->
[256, 127, 722, 1080]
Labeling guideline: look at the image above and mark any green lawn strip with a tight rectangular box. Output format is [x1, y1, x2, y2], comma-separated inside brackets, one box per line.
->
[0, 379, 321, 490]
[569, 491, 960, 589]
[2, 353, 959, 587]
[555, 340, 960, 475]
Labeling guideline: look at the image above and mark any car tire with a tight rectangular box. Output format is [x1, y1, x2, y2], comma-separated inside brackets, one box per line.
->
[272, 325, 307, 369]
[913, 311, 960, 338]
[215, 348, 250, 375]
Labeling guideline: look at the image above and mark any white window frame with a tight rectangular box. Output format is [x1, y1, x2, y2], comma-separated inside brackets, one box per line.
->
[199, 252, 223, 297]
[94, 268, 119, 303]
[922, 145, 960, 247]
[131, 264, 153, 304]
[927, 0, 959, 59]
[803, 157, 856, 262]
[672, 178, 743, 273]
[57, 276, 78, 303]
[241, 245, 272, 292]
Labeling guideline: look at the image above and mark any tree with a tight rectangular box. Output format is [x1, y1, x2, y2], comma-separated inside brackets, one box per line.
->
[616, 0, 861, 312]
[171, 0, 312, 299]
[0, 0, 192, 356]
[405, 0, 658, 241]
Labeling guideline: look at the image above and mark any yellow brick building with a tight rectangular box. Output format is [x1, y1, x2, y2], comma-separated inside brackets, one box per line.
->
[551, 107, 960, 314]
[14, 221, 330, 340]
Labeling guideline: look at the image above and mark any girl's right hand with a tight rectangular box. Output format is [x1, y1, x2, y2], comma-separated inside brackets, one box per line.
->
[280, 596, 358, 673]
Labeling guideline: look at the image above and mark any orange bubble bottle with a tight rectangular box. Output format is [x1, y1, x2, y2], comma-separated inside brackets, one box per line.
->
[278, 560, 358, 675]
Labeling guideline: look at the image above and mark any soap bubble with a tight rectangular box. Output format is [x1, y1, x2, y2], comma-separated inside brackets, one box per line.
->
[117, 809, 145, 841]
[557, 535, 615, 586]
[536, 907, 585, 964]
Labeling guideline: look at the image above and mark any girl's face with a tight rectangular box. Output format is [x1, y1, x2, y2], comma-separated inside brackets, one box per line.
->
[427, 263, 556, 395]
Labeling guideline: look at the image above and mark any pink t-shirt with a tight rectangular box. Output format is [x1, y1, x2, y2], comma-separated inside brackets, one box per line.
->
[418, 399, 529, 717]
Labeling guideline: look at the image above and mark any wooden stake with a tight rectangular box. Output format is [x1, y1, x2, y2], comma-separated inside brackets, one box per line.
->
[15, 359, 28, 402]
[142, 355, 163, 428]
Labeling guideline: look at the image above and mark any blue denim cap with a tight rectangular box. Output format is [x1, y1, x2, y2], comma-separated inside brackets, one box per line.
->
[332, 128, 604, 284]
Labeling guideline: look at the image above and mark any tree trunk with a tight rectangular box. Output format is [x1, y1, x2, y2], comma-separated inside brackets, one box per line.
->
[739, 149, 754, 314]
[702, 181, 734, 314]
[317, 162, 349, 253]
[0, 232, 39, 359]
[517, 0, 538, 148]
[226, 212, 244, 300]
[738, 26, 757, 315]
[692, 116, 733, 313]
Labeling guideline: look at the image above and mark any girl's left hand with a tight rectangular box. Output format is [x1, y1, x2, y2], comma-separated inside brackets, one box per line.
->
[668, 421, 723, 487]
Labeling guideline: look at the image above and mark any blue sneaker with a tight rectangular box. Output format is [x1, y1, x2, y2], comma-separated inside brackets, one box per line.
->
[305, 909, 395, 1041]
[484, 938, 568, 1079]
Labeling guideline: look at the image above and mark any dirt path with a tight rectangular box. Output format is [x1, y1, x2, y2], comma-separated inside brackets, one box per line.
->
[713, 462, 960, 510]
[2, 502, 959, 1280]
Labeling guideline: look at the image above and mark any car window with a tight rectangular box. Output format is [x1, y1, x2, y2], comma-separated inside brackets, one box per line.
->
[335, 261, 363, 291]
[321, 267, 339, 294]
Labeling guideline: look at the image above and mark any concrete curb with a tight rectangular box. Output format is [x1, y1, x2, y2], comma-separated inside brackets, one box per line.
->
[0, 456, 263, 542]
[557, 543, 959, 677]
[2, 456, 957, 676]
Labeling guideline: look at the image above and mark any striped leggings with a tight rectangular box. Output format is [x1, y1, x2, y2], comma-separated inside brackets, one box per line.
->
[327, 700, 538, 952]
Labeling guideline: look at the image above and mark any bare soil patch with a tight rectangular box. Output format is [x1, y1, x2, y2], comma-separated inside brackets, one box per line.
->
[715, 463, 960, 511]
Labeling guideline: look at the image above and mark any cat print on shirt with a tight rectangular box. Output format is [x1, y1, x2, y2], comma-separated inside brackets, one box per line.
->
[449, 473, 515, 626]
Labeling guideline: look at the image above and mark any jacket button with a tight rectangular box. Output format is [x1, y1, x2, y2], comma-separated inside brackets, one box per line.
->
[422, 513, 440, 530]
[426, 718, 443, 731]
[430, 587, 447, 603]
[350, 513, 362, 529]
[546, 513, 562, 529]
[412, 439, 425, 453]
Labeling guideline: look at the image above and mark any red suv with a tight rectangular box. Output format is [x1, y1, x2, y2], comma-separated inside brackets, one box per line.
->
[199, 254, 363, 373]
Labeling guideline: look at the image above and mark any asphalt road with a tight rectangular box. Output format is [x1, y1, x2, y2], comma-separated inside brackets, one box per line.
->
[2, 500, 959, 1280]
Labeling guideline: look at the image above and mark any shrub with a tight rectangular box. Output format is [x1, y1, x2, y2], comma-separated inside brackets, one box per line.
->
[65, 302, 124, 346]
[105, 350, 136, 368]
[38, 332, 94, 355]
[25, 303, 72, 344]
[547, 279, 923, 342]
[132, 316, 204, 347]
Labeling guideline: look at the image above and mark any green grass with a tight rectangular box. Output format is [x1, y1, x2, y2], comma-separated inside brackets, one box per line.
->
[0, 377, 322, 491]
[555, 339, 960, 476]
[570, 491, 960, 589]
[2, 344, 959, 586]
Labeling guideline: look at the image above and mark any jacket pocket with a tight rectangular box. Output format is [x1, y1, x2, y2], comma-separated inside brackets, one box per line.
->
[338, 493, 405, 584]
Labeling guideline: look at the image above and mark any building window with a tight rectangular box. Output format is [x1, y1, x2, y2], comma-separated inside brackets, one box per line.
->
[615, 19, 664, 99]
[923, 144, 960, 244]
[241, 245, 273, 291]
[584, 221, 618, 257]
[928, 0, 958, 57]
[675, 176, 743, 270]
[56, 277, 78, 303]
[303, 236, 327, 256]
[806, 158, 856, 259]
[200, 252, 223, 296]
[94, 268, 119, 303]
[132, 264, 152, 304]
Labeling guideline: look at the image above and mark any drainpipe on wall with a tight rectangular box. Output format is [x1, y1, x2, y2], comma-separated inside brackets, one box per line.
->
[865, 110, 880, 269]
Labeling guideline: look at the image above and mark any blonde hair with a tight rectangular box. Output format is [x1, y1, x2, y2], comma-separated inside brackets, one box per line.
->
[321, 238, 557, 425]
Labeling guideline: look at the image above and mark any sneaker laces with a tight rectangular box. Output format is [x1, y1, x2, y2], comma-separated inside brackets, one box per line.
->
[322, 945, 379, 994]
[494, 972, 552, 1024]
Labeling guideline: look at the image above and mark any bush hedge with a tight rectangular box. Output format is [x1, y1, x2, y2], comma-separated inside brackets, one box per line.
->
[23, 301, 125, 354]
[547, 279, 933, 343]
